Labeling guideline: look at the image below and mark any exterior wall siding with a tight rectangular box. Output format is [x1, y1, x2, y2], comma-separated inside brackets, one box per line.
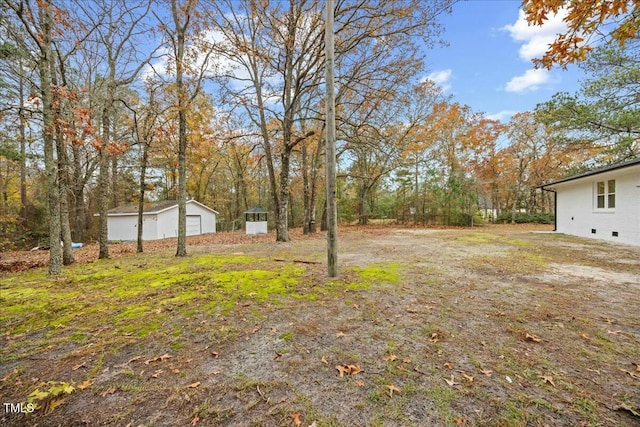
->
[107, 200, 217, 241]
[554, 167, 640, 246]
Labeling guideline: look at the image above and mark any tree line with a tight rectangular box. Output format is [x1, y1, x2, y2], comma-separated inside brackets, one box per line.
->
[0, 0, 638, 275]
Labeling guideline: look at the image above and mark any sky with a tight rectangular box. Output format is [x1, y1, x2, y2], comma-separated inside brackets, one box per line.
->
[423, 0, 584, 122]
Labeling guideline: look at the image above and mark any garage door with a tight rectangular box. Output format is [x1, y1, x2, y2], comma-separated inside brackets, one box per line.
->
[186, 215, 201, 236]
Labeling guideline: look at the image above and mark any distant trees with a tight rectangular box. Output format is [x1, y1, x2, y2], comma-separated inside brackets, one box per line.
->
[4, 0, 638, 275]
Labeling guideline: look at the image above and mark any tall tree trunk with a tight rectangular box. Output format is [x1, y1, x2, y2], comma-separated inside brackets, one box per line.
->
[111, 156, 119, 207]
[137, 140, 149, 253]
[51, 64, 74, 265]
[38, 0, 62, 274]
[18, 61, 27, 226]
[325, 0, 338, 277]
[276, 149, 291, 242]
[98, 95, 112, 259]
[72, 144, 86, 242]
[172, 0, 188, 257]
[302, 141, 310, 235]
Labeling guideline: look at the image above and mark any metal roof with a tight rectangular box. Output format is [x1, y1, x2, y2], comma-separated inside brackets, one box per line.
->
[107, 199, 219, 216]
[244, 207, 268, 213]
[541, 157, 640, 189]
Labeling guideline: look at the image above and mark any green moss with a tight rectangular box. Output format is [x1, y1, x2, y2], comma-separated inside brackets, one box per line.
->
[350, 263, 400, 286]
[170, 342, 184, 351]
[278, 332, 294, 342]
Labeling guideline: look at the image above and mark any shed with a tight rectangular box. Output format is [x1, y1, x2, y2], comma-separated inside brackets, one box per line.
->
[107, 199, 218, 241]
[541, 157, 640, 246]
[245, 207, 268, 235]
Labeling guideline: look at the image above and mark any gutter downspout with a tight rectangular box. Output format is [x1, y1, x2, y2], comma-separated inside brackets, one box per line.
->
[540, 186, 557, 231]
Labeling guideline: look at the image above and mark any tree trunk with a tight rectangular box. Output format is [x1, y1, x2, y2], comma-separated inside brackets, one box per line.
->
[111, 156, 119, 207]
[302, 141, 310, 235]
[137, 140, 149, 253]
[97, 147, 110, 258]
[325, 0, 338, 277]
[320, 198, 327, 231]
[18, 62, 27, 226]
[38, 0, 62, 275]
[276, 149, 291, 242]
[172, 0, 188, 257]
[56, 121, 75, 265]
[72, 144, 86, 242]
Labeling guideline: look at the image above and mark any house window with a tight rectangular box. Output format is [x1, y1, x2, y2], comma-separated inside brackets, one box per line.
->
[596, 179, 615, 209]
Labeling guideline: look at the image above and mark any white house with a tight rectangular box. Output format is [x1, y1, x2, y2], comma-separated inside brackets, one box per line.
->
[541, 158, 640, 246]
[107, 200, 218, 241]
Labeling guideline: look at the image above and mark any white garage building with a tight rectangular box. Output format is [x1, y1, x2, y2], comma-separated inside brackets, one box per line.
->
[541, 158, 640, 246]
[107, 200, 218, 241]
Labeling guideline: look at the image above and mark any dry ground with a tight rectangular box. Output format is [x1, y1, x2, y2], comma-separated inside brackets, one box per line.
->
[1, 224, 639, 426]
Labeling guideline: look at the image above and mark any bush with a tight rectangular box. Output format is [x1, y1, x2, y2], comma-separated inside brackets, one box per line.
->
[495, 211, 554, 224]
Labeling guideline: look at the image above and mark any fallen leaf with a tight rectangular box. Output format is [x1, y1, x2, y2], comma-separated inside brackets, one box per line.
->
[335, 331, 345, 338]
[480, 369, 493, 377]
[352, 303, 359, 309]
[151, 369, 163, 378]
[127, 355, 143, 364]
[172, 368, 181, 374]
[187, 382, 201, 388]
[539, 375, 556, 387]
[456, 417, 465, 425]
[406, 307, 419, 313]
[335, 364, 363, 377]
[355, 380, 365, 387]
[101, 387, 117, 397]
[210, 351, 219, 358]
[607, 330, 623, 335]
[48, 398, 65, 412]
[386, 384, 401, 397]
[462, 373, 474, 383]
[525, 333, 541, 343]
[619, 368, 640, 380]
[321, 356, 328, 365]
[444, 375, 460, 386]
[402, 358, 411, 364]
[633, 362, 640, 372]
[145, 353, 172, 365]
[191, 413, 199, 426]
[580, 333, 590, 341]
[72, 362, 86, 371]
[429, 332, 440, 343]
[77, 380, 92, 390]
[444, 362, 454, 370]
[292, 412, 302, 427]
[384, 351, 397, 362]
[347, 364, 363, 375]
[336, 365, 348, 378]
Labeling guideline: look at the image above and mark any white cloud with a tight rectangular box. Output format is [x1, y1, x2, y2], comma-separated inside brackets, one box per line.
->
[505, 68, 550, 93]
[422, 69, 452, 92]
[501, 8, 568, 93]
[486, 110, 520, 122]
[503, 8, 568, 61]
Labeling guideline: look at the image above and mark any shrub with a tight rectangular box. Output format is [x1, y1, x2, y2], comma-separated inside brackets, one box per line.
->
[495, 212, 554, 224]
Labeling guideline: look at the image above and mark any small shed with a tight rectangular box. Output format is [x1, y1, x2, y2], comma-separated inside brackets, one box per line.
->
[107, 199, 218, 241]
[245, 207, 268, 235]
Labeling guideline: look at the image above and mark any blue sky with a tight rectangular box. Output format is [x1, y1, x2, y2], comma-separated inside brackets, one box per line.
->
[423, 0, 584, 122]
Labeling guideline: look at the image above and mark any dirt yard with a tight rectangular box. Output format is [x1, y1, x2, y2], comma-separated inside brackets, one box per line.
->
[1, 224, 639, 426]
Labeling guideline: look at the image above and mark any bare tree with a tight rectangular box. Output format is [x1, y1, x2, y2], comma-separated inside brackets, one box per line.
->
[2, 0, 63, 274]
